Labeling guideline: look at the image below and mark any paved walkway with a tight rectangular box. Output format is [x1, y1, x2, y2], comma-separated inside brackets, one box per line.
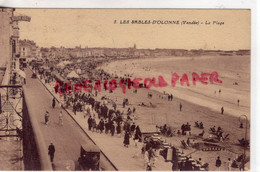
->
[24, 68, 115, 170]
[34, 69, 172, 171]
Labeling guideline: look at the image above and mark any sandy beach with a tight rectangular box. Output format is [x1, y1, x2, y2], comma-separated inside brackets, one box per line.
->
[99, 55, 250, 119]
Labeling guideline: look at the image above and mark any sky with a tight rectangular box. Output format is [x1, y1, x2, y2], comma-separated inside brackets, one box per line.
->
[15, 9, 251, 50]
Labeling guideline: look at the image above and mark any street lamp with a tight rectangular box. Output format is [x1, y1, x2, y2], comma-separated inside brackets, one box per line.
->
[239, 115, 248, 171]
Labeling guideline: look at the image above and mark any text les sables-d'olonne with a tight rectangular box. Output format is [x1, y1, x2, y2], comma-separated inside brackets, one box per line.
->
[114, 20, 224, 25]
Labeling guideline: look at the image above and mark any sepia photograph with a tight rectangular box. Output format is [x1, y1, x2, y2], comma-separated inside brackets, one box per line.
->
[0, 8, 251, 171]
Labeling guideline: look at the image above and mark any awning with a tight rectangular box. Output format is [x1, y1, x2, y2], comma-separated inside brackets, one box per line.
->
[14, 69, 26, 78]
[139, 124, 159, 134]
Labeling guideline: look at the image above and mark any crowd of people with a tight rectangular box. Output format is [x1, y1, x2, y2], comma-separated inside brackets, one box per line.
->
[31, 58, 249, 171]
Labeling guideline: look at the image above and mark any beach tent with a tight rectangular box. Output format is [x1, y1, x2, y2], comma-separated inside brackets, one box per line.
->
[57, 61, 72, 68]
[138, 124, 160, 142]
[67, 71, 80, 79]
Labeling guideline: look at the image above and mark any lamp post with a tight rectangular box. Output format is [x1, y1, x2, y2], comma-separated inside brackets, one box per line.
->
[239, 115, 248, 171]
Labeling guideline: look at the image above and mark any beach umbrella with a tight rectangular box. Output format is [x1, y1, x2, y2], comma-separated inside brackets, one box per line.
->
[14, 69, 26, 78]
[57, 62, 65, 68]
[57, 61, 72, 67]
[67, 71, 80, 79]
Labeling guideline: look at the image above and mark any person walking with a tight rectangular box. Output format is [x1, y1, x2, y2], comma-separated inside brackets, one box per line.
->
[144, 150, 150, 169]
[216, 156, 222, 171]
[112, 121, 117, 136]
[123, 131, 130, 148]
[116, 122, 121, 137]
[130, 122, 136, 135]
[110, 121, 115, 136]
[226, 158, 232, 171]
[187, 138, 190, 146]
[59, 111, 63, 125]
[150, 148, 157, 167]
[88, 116, 92, 131]
[45, 111, 50, 125]
[237, 99, 240, 106]
[86, 106, 91, 117]
[221, 107, 224, 114]
[113, 103, 117, 111]
[133, 131, 139, 147]
[52, 97, 56, 108]
[48, 142, 55, 163]
[91, 118, 97, 132]
[99, 118, 105, 133]
[179, 103, 182, 111]
[146, 162, 152, 171]
[197, 158, 202, 165]
[135, 125, 142, 142]
[105, 120, 110, 134]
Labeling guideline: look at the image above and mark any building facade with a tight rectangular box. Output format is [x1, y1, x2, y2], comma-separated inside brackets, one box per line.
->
[0, 8, 31, 84]
[0, 8, 15, 68]
[19, 39, 37, 63]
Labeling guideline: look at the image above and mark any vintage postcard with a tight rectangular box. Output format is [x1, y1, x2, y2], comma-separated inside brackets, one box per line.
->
[0, 9, 250, 171]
